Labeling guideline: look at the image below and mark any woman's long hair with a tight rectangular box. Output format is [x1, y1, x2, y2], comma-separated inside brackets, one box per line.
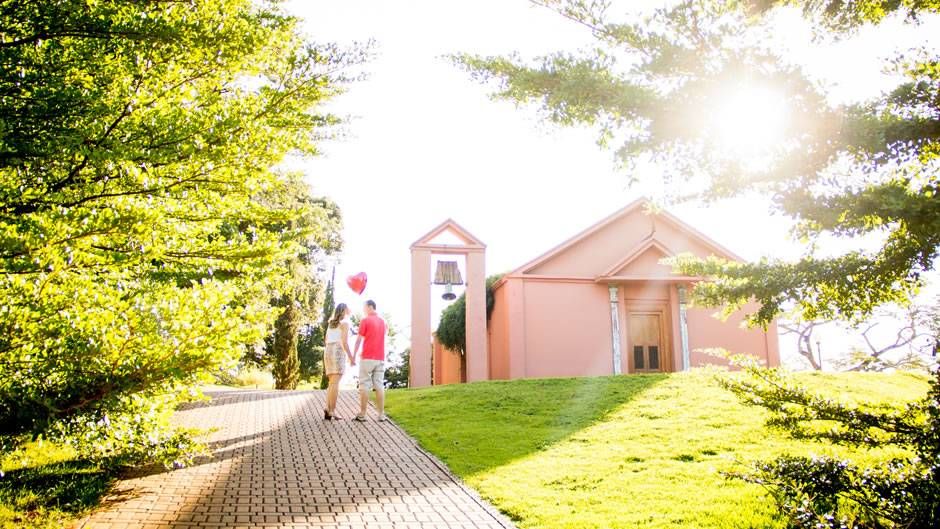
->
[329, 303, 347, 329]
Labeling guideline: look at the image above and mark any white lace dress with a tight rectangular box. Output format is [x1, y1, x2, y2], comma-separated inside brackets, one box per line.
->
[324, 320, 349, 375]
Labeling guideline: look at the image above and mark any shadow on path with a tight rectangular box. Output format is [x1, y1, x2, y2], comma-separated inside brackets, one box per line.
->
[81, 389, 514, 529]
[176, 389, 300, 411]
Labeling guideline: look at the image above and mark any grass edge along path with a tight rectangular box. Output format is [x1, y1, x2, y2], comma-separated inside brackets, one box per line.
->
[385, 370, 929, 529]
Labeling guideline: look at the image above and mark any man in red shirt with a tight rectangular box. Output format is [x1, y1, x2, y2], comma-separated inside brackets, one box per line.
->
[354, 299, 388, 422]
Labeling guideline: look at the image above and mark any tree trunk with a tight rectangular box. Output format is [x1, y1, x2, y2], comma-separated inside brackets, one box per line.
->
[273, 302, 301, 390]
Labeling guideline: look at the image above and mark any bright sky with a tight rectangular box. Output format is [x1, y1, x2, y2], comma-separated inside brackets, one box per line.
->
[287, 1, 939, 364]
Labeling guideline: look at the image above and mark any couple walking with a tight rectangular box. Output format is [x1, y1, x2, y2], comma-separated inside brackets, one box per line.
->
[322, 299, 388, 422]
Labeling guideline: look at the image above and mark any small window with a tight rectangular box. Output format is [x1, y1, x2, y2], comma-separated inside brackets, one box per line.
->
[649, 346, 660, 370]
[634, 346, 644, 369]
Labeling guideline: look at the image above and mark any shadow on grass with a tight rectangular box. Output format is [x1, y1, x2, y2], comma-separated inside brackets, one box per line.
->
[385, 374, 669, 477]
[0, 458, 114, 524]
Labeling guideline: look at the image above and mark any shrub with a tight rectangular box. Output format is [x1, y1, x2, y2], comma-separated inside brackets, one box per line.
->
[721, 361, 940, 528]
[436, 275, 503, 354]
[385, 349, 410, 389]
[229, 367, 274, 389]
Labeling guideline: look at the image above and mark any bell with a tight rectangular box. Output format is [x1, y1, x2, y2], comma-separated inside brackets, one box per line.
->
[442, 283, 457, 301]
[433, 260, 464, 302]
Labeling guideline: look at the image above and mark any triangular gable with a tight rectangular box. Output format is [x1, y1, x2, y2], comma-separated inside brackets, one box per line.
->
[656, 208, 742, 262]
[511, 198, 649, 275]
[504, 198, 743, 279]
[600, 237, 675, 278]
[411, 219, 486, 249]
[609, 247, 673, 278]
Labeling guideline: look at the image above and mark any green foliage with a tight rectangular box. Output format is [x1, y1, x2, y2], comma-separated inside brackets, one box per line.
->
[742, 1, 940, 31]
[271, 302, 301, 390]
[215, 365, 273, 388]
[384, 348, 410, 389]
[435, 274, 503, 354]
[721, 361, 940, 528]
[297, 326, 325, 383]
[0, 442, 113, 529]
[266, 196, 341, 390]
[436, 299, 466, 354]
[453, 0, 940, 326]
[0, 0, 365, 461]
[385, 371, 930, 529]
[314, 270, 336, 388]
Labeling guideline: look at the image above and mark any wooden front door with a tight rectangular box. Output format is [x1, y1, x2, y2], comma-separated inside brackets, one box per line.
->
[629, 313, 663, 373]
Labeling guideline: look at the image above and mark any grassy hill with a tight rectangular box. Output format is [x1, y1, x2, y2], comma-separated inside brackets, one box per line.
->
[385, 370, 929, 529]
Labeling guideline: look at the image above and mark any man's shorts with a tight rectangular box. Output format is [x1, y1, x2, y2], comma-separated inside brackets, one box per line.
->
[358, 359, 385, 391]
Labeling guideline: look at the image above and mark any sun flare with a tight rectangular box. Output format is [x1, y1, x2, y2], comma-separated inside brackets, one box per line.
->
[709, 85, 789, 168]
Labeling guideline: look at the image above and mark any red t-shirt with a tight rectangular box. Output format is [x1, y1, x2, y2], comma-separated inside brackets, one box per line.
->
[359, 314, 387, 361]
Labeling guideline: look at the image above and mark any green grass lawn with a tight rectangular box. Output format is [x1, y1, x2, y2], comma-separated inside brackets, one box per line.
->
[0, 442, 113, 529]
[385, 370, 930, 529]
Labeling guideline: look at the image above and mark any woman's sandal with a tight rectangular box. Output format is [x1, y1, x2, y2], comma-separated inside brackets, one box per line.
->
[323, 410, 332, 421]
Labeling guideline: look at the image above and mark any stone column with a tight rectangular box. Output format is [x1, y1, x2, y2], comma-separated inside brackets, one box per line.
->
[609, 285, 623, 375]
[464, 250, 488, 382]
[678, 285, 690, 371]
[410, 248, 432, 387]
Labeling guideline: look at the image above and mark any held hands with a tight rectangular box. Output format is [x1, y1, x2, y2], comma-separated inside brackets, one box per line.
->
[348, 354, 357, 367]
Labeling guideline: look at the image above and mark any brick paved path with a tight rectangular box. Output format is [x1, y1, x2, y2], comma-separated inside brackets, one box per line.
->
[80, 389, 514, 529]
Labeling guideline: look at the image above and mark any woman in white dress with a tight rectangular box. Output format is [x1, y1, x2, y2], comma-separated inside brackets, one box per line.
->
[324, 303, 355, 420]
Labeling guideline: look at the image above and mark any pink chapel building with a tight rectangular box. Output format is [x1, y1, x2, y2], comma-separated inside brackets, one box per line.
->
[410, 199, 780, 386]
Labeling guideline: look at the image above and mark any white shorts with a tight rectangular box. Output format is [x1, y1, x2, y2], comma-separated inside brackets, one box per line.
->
[358, 359, 385, 391]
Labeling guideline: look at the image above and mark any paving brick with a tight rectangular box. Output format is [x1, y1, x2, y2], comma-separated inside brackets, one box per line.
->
[80, 390, 513, 528]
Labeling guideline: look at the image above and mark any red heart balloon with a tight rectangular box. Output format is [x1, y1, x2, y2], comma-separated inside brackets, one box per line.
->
[346, 272, 367, 295]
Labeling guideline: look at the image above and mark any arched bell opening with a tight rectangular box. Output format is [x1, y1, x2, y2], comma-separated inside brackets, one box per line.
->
[409, 219, 487, 387]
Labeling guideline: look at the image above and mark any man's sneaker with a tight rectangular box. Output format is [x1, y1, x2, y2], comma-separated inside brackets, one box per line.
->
[377, 416, 388, 423]
[354, 415, 367, 422]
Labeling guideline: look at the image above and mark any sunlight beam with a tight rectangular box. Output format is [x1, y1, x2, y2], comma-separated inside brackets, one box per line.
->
[708, 85, 789, 170]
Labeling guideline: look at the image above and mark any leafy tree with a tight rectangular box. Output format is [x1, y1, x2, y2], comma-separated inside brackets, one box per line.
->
[318, 268, 338, 341]
[315, 268, 337, 389]
[384, 348, 410, 389]
[436, 275, 503, 354]
[271, 300, 301, 390]
[297, 324, 325, 384]
[383, 312, 400, 344]
[721, 358, 939, 528]
[454, 0, 939, 327]
[454, 1, 940, 526]
[0, 0, 365, 462]
[266, 193, 342, 390]
[436, 298, 467, 355]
